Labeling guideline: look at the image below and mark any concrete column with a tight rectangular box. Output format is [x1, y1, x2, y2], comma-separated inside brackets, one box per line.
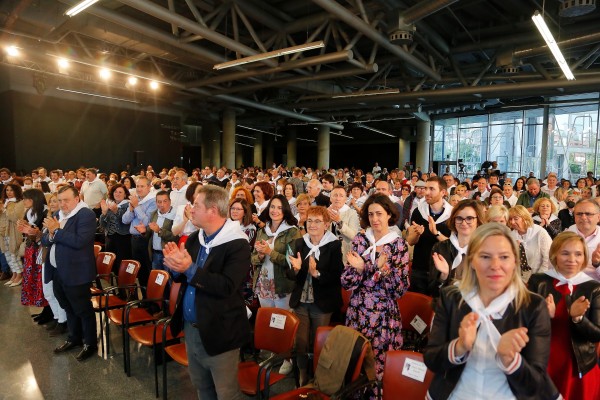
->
[317, 126, 330, 170]
[398, 137, 410, 169]
[203, 121, 220, 167]
[253, 132, 263, 167]
[416, 121, 431, 172]
[287, 127, 297, 167]
[265, 135, 274, 168]
[222, 108, 236, 169]
[235, 144, 244, 168]
[200, 126, 211, 168]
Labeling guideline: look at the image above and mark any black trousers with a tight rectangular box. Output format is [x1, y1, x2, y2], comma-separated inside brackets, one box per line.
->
[105, 233, 132, 275]
[131, 235, 150, 296]
[53, 273, 97, 346]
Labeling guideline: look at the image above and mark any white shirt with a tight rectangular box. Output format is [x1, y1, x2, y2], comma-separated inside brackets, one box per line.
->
[80, 179, 108, 208]
[170, 184, 189, 209]
[172, 203, 198, 236]
[511, 224, 551, 282]
[506, 194, 518, 207]
[567, 224, 600, 281]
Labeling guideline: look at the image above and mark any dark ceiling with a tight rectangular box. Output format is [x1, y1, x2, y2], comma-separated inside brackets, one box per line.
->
[2, 0, 600, 139]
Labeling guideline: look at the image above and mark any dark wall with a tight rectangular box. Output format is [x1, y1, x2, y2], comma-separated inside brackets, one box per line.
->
[8, 91, 181, 173]
[0, 92, 16, 169]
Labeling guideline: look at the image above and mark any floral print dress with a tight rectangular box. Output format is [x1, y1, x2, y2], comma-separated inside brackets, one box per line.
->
[341, 232, 410, 380]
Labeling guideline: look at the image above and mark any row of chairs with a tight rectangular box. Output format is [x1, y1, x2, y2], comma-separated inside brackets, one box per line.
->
[91, 248, 436, 399]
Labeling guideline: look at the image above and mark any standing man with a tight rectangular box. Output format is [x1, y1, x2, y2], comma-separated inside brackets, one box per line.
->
[42, 186, 97, 361]
[406, 176, 453, 295]
[122, 176, 157, 294]
[141, 191, 178, 272]
[163, 185, 251, 400]
[567, 199, 600, 281]
[80, 168, 108, 217]
[170, 169, 189, 209]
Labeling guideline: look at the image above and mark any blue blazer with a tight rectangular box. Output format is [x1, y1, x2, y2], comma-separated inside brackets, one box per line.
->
[41, 207, 97, 286]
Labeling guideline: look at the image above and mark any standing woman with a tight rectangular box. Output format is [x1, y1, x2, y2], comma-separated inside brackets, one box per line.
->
[430, 200, 484, 298]
[171, 182, 201, 245]
[424, 223, 560, 400]
[283, 182, 297, 213]
[288, 206, 343, 385]
[229, 198, 258, 312]
[251, 195, 300, 375]
[0, 183, 25, 287]
[98, 183, 132, 274]
[341, 193, 410, 384]
[251, 181, 274, 228]
[508, 205, 552, 282]
[251, 194, 300, 309]
[528, 232, 600, 400]
[18, 189, 48, 309]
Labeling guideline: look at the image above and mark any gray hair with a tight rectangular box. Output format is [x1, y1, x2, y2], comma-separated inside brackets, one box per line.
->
[198, 185, 229, 218]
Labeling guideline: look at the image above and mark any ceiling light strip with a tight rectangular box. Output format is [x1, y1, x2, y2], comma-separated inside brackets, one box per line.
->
[532, 11, 575, 80]
[356, 124, 396, 138]
[331, 88, 400, 98]
[56, 87, 138, 103]
[65, 0, 100, 17]
[214, 41, 325, 70]
[237, 125, 282, 137]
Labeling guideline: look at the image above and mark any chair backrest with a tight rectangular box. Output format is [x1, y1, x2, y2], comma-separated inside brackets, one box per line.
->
[397, 292, 435, 335]
[94, 244, 102, 258]
[96, 252, 116, 283]
[382, 350, 434, 400]
[117, 259, 141, 287]
[254, 307, 300, 354]
[146, 270, 170, 306]
[340, 288, 352, 314]
[168, 281, 182, 316]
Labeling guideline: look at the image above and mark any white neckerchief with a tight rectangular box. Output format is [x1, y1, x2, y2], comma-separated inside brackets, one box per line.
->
[27, 205, 47, 225]
[544, 268, 593, 294]
[172, 184, 188, 194]
[3, 198, 16, 208]
[361, 227, 400, 263]
[512, 224, 542, 244]
[255, 201, 268, 214]
[157, 206, 176, 220]
[264, 221, 293, 239]
[58, 200, 88, 223]
[449, 232, 468, 270]
[417, 199, 453, 224]
[116, 199, 130, 208]
[137, 191, 157, 206]
[2, 177, 12, 184]
[198, 219, 248, 255]
[462, 286, 516, 352]
[532, 214, 558, 223]
[218, 176, 227, 182]
[335, 204, 350, 214]
[303, 231, 338, 260]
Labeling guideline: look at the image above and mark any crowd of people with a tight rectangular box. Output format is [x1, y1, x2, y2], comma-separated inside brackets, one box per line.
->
[0, 162, 599, 399]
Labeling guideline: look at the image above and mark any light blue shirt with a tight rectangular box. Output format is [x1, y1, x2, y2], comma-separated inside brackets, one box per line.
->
[121, 195, 157, 236]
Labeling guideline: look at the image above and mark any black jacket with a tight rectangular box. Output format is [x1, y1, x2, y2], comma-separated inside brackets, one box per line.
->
[557, 209, 575, 231]
[288, 238, 343, 313]
[528, 273, 600, 377]
[171, 230, 251, 356]
[424, 285, 559, 400]
[314, 192, 331, 207]
[428, 239, 459, 298]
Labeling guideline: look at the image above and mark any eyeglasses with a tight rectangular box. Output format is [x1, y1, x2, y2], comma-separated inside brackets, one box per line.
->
[491, 196, 504, 200]
[306, 219, 324, 225]
[455, 216, 477, 224]
[574, 212, 598, 218]
[230, 207, 244, 212]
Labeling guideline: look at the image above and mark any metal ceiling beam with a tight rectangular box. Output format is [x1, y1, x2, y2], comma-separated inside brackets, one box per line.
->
[311, 0, 442, 80]
[209, 64, 379, 95]
[116, 0, 278, 67]
[58, 0, 225, 65]
[186, 50, 354, 88]
[292, 76, 600, 109]
[402, 0, 459, 25]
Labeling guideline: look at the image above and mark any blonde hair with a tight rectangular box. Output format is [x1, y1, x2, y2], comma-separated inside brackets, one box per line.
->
[486, 205, 509, 224]
[458, 223, 530, 311]
[549, 231, 589, 271]
[532, 197, 557, 215]
[508, 205, 533, 229]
